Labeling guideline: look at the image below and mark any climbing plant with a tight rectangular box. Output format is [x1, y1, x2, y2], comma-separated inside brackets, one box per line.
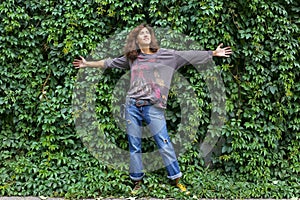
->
[0, 0, 299, 199]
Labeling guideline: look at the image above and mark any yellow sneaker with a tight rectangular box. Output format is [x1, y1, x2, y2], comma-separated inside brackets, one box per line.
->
[176, 183, 190, 195]
[131, 180, 142, 195]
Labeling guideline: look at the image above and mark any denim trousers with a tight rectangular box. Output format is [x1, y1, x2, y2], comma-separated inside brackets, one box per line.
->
[125, 99, 182, 181]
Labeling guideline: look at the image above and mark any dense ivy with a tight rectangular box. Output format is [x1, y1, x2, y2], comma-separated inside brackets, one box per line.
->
[1, 0, 299, 199]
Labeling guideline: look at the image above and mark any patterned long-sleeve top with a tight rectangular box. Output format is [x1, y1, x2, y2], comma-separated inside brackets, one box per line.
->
[104, 48, 213, 109]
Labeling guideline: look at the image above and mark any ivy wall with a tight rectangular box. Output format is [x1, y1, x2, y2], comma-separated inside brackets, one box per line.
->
[0, 0, 299, 199]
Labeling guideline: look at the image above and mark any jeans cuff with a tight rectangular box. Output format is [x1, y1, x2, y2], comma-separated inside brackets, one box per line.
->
[130, 173, 145, 181]
[167, 172, 182, 180]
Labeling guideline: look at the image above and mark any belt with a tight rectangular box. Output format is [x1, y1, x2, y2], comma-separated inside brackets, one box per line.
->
[129, 98, 152, 107]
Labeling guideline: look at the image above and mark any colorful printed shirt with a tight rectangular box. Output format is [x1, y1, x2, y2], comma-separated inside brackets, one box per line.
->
[104, 48, 213, 109]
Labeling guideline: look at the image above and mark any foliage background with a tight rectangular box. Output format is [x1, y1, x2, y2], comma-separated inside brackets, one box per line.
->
[0, 0, 299, 199]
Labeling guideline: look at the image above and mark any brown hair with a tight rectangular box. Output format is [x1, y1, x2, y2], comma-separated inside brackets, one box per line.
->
[124, 24, 160, 61]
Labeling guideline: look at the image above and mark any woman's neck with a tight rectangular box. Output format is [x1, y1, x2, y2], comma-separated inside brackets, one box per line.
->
[139, 45, 153, 54]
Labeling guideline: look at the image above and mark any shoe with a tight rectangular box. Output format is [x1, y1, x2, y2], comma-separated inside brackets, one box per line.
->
[131, 180, 142, 195]
[175, 182, 190, 195]
[176, 182, 187, 192]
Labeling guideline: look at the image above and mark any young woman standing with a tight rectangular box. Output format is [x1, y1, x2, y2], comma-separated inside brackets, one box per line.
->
[73, 23, 232, 194]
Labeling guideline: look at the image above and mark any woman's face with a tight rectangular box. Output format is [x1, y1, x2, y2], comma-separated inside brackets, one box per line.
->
[136, 27, 151, 47]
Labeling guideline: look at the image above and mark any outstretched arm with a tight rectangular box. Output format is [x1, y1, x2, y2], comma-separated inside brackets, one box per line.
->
[212, 43, 232, 57]
[73, 56, 105, 69]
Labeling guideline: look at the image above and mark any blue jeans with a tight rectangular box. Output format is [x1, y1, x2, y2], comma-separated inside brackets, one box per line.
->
[125, 99, 182, 181]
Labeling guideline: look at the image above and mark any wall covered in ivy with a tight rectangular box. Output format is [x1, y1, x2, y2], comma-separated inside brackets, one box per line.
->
[0, 0, 299, 199]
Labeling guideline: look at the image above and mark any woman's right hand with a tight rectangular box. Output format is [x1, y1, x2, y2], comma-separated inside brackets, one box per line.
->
[73, 56, 87, 69]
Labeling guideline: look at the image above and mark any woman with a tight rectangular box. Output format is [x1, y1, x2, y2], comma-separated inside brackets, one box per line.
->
[73, 23, 232, 194]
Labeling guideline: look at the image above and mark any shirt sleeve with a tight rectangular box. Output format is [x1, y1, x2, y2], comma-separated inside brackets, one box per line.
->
[104, 55, 130, 70]
[174, 50, 213, 70]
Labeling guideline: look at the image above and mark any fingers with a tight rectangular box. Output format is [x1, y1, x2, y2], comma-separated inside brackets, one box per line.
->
[72, 60, 82, 68]
[73, 56, 85, 69]
[225, 48, 233, 55]
[73, 59, 81, 64]
[218, 43, 231, 51]
[222, 45, 233, 57]
[225, 48, 232, 53]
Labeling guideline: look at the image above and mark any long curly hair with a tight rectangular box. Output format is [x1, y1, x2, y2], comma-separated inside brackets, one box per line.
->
[124, 24, 160, 61]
